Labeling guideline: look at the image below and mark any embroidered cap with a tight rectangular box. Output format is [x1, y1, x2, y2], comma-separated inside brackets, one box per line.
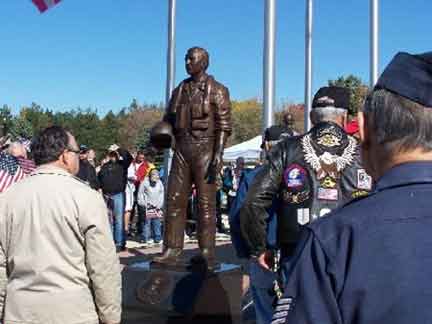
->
[375, 52, 432, 107]
[312, 86, 350, 110]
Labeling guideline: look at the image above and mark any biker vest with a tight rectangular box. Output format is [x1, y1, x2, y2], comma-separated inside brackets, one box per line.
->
[277, 122, 372, 245]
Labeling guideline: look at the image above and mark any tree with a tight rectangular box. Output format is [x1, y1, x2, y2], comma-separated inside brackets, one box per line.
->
[230, 98, 262, 146]
[9, 116, 33, 139]
[20, 102, 53, 133]
[0, 105, 14, 136]
[328, 75, 369, 115]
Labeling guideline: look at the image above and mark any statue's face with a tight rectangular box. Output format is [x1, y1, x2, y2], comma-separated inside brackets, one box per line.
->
[185, 50, 205, 76]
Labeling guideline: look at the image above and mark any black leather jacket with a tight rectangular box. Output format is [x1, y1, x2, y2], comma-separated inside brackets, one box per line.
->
[240, 122, 371, 257]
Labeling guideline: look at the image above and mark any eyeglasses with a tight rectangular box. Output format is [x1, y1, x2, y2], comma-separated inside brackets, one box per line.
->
[66, 148, 80, 154]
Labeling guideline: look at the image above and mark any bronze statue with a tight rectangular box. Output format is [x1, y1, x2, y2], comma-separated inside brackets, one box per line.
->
[151, 47, 232, 268]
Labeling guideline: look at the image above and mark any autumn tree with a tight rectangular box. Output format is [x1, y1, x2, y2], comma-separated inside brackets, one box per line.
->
[230, 98, 262, 146]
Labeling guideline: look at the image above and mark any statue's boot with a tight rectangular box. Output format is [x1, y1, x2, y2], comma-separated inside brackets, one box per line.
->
[153, 247, 183, 265]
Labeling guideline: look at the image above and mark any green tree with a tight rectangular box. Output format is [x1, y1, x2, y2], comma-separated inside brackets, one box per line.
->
[20, 102, 53, 133]
[328, 75, 369, 115]
[9, 116, 33, 139]
[0, 104, 14, 136]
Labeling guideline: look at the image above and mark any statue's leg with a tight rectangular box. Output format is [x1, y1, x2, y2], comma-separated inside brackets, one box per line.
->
[193, 141, 217, 263]
[163, 146, 191, 250]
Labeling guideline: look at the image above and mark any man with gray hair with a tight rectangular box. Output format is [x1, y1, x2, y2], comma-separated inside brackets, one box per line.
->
[239, 86, 370, 301]
[270, 52, 432, 324]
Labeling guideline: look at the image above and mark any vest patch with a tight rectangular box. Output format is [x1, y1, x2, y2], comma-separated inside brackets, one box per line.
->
[317, 187, 338, 201]
[357, 169, 372, 190]
[284, 164, 307, 189]
[297, 208, 310, 225]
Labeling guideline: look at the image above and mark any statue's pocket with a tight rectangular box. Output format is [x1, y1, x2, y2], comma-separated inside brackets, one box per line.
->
[191, 103, 206, 119]
[191, 119, 209, 130]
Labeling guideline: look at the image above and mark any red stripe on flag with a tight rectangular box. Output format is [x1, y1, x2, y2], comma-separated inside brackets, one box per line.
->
[32, 0, 48, 13]
[32, 0, 62, 13]
[0, 167, 25, 193]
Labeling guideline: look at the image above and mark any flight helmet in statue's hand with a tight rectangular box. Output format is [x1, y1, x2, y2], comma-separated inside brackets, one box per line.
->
[150, 121, 174, 151]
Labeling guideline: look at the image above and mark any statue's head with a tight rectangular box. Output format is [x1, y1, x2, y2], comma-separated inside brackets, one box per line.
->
[185, 47, 209, 76]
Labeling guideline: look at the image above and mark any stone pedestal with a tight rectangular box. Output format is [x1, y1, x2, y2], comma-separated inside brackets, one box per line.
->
[122, 261, 244, 324]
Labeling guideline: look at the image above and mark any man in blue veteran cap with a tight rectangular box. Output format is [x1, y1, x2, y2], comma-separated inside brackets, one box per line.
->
[271, 51, 432, 324]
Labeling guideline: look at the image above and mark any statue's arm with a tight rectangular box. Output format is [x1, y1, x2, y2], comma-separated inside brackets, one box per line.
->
[163, 84, 182, 127]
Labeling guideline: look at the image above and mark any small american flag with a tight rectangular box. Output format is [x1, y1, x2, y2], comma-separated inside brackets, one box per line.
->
[32, 0, 62, 13]
[0, 152, 25, 193]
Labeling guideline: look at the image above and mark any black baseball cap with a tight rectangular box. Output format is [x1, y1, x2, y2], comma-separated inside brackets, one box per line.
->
[312, 86, 350, 110]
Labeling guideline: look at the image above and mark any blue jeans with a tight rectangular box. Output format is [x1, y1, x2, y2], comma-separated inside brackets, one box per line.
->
[107, 192, 125, 247]
[143, 218, 162, 242]
[249, 261, 278, 324]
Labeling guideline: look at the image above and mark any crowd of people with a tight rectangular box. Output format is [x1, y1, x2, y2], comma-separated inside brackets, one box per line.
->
[0, 49, 431, 324]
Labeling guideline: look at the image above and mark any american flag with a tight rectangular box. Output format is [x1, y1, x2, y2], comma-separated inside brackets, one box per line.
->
[0, 152, 25, 193]
[31, 0, 62, 13]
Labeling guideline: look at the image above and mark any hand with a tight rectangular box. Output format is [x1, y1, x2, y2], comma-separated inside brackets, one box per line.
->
[256, 250, 274, 270]
[205, 154, 222, 184]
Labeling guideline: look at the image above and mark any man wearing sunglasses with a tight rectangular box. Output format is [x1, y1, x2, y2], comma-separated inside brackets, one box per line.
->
[0, 126, 121, 324]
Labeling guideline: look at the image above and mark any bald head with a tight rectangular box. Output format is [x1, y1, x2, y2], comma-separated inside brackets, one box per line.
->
[8, 142, 26, 158]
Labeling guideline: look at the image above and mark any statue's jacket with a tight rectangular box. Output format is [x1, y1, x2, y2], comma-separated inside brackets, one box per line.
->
[240, 122, 372, 257]
[164, 74, 232, 141]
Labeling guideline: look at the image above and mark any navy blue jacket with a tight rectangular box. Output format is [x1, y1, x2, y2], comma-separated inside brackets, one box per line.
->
[274, 162, 432, 324]
[229, 166, 278, 258]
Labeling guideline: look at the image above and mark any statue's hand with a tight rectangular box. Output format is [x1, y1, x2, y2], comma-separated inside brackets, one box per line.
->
[205, 155, 222, 184]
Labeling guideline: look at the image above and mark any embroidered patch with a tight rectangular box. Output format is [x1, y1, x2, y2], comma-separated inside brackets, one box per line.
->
[302, 134, 357, 173]
[297, 208, 310, 225]
[352, 190, 369, 199]
[317, 133, 341, 147]
[321, 176, 337, 189]
[317, 187, 338, 201]
[319, 208, 331, 217]
[282, 190, 310, 204]
[284, 164, 307, 189]
[357, 169, 372, 190]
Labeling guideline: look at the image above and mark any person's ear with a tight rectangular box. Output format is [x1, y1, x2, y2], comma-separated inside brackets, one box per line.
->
[59, 149, 69, 165]
[358, 111, 368, 146]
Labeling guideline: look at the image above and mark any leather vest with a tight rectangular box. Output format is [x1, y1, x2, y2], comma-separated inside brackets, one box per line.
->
[276, 122, 371, 245]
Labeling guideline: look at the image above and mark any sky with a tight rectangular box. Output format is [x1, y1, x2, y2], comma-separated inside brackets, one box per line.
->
[0, 0, 430, 115]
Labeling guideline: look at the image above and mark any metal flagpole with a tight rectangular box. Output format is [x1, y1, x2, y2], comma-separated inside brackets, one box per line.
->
[163, 0, 176, 176]
[263, 0, 276, 131]
[304, 0, 313, 132]
[370, 0, 379, 87]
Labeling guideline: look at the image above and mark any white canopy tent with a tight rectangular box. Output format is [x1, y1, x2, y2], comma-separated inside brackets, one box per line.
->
[223, 135, 263, 162]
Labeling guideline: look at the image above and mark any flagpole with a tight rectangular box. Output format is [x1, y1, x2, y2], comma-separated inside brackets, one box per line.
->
[166, 0, 177, 105]
[263, 0, 276, 131]
[163, 0, 176, 177]
[304, 0, 313, 132]
[370, 0, 379, 87]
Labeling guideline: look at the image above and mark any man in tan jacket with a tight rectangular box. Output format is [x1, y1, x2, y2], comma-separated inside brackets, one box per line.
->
[0, 126, 121, 324]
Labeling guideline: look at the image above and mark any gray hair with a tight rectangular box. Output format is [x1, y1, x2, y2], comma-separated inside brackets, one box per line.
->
[310, 107, 347, 124]
[363, 88, 432, 153]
